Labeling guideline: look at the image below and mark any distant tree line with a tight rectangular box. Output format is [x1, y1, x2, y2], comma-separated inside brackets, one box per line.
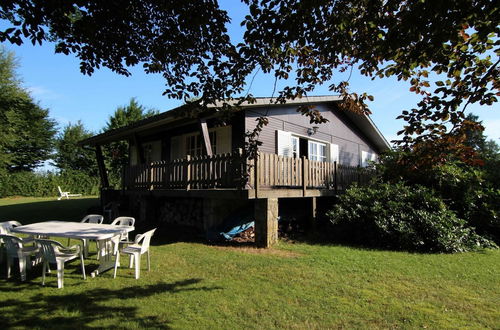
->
[0, 47, 156, 196]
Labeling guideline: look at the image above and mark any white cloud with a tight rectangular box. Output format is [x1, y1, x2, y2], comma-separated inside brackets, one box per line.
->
[26, 85, 62, 100]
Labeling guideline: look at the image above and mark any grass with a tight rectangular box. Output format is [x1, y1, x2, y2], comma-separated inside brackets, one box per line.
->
[1, 197, 499, 329]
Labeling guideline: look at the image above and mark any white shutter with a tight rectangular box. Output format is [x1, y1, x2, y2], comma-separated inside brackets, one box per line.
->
[170, 136, 182, 160]
[216, 126, 232, 154]
[371, 152, 377, 162]
[361, 150, 369, 167]
[330, 143, 339, 163]
[276, 130, 292, 157]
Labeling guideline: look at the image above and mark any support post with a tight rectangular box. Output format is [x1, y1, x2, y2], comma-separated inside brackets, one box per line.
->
[254, 152, 260, 198]
[199, 118, 213, 156]
[185, 155, 191, 190]
[133, 134, 145, 164]
[254, 198, 279, 248]
[334, 161, 338, 194]
[301, 156, 307, 197]
[309, 197, 317, 229]
[95, 145, 109, 188]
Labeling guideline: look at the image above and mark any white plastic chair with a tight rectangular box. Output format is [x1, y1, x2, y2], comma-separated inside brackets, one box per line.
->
[57, 186, 82, 200]
[67, 215, 104, 257]
[36, 239, 86, 289]
[113, 228, 156, 279]
[111, 217, 135, 244]
[0, 234, 39, 281]
[0, 221, 36, 264]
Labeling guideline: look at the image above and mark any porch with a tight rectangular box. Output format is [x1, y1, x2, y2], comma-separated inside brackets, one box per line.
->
[120, 151, 371, 199]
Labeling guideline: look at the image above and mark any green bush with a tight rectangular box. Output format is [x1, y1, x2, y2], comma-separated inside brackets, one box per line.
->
[0, 170, 100, 198]
[327, 182, 496, 253]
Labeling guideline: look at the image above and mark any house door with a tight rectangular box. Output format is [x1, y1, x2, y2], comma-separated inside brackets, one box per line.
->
[299, 138, 308, 158]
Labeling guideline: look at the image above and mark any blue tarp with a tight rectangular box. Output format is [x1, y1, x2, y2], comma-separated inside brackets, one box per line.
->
[206, 206, 280, 242]
[206, 206, 254, 242]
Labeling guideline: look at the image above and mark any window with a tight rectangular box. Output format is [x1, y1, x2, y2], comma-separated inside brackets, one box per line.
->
[291, 136, 299, 158]
[185, 131, 217, 156]
[308, 140, 327, 162]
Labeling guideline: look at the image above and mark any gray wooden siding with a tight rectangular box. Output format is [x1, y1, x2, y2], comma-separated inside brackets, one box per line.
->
[245, 103, 378, 166]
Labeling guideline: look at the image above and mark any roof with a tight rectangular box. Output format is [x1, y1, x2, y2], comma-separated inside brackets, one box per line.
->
[80, 95, 391, 152]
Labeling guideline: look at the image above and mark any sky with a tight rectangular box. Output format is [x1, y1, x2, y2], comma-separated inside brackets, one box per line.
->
[1, 1, 499, 150]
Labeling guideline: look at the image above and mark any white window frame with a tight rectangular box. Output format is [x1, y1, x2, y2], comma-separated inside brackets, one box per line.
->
[308, 140, 327, 162]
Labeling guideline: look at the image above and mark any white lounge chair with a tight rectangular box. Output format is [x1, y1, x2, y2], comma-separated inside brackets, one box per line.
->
[113, 228, 156, 279]
[36, 239, 86, 289]
[57, 186, 82, 200]
[0, 234, 40, 281]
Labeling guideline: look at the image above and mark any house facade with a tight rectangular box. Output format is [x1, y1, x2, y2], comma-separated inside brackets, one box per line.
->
[81, 96, 390, 247]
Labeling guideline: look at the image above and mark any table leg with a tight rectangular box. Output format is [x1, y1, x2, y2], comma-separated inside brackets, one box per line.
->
[90, 236, 119, 278]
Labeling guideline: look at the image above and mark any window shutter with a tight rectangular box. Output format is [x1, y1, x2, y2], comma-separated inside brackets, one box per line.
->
[216, 126, 232, 154]
[370, 152, 377, 162]
[361, 150, 367, 167]
[276, 130, 292, 157]
[330, 143, 339, 163]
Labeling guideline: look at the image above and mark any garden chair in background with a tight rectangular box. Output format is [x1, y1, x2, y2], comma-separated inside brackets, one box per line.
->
[113, 228, 156, 279]
[67, 214, 104, 258]
[0, 234, 40, 281]
[57, 186, 82, 200]
[111, 216, 136, 244]
[36, 239, 86, 289]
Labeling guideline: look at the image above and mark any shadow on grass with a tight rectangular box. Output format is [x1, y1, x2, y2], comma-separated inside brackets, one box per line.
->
[0, 277, 222, 329]
[0, 198, 100, 224]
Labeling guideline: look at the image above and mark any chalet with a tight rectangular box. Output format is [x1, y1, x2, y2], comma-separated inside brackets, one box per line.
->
[81, 95, 390, 247]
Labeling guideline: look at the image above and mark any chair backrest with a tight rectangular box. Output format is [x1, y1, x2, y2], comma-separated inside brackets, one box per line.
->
[136, 228, 156, 254]
[81, 214, 104, 224]
[111, 217, 135, 227]
[57, 186, 63, 194]
[0, 221, 22, 234]
[36, 239, 63, 264]
[0, 234, 23, 257]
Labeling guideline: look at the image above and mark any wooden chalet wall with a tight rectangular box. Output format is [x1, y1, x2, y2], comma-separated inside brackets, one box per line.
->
[244, 103, 379, 166]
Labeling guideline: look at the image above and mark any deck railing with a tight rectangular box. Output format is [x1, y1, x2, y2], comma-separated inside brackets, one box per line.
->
[122, 151, 372, 192]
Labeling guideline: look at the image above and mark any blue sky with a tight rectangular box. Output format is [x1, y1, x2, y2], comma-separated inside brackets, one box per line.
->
[1, 1, 499, 146]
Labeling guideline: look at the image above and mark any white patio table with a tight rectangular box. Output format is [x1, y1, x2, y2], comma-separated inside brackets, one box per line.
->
[12, 221, 134, 278]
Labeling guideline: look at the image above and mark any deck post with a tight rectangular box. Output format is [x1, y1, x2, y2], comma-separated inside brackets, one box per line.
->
[309, 197, 317, 229]
[254, 152, 260, 198]
[334, 161, 338, 194]
[95, 145, 109, 188]
[301, 156, 307, 197]
[185, 155, 191, 190]
[254, 198, 279, 248]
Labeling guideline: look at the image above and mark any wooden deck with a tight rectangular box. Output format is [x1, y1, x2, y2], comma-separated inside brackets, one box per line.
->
[121, 151, 371, 199]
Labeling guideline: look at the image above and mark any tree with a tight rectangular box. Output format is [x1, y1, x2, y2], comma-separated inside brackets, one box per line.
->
[0, 46, 56, 172]
[53, 121, 97, 175]
[1, 1, 498, 158]
[103, 98, 158, 184]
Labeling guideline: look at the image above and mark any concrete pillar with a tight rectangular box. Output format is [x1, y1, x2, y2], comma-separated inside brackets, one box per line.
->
[254, 198, 279, 248]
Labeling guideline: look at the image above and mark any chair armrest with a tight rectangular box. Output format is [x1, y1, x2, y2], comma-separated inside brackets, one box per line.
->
[134, 233, 145, 244]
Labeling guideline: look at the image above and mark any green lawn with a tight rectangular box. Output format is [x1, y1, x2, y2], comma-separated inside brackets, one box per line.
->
[1, 197, 499, 329]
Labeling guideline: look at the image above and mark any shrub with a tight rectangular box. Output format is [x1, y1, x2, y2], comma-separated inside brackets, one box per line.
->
[0, 170, 100, 198]
[327, 182, 496, 253]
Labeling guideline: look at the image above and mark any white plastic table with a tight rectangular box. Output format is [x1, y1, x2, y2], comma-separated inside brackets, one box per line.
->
[12, 221, 134, 277]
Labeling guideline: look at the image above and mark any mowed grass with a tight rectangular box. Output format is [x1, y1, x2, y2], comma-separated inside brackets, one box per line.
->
[1, 197, 499, 329]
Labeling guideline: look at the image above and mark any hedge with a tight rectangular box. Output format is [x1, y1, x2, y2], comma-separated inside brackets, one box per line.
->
[0, 170, 100, 198]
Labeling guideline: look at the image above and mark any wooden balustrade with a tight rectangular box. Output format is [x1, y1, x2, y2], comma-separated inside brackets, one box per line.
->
[122, 151, 372, 192]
